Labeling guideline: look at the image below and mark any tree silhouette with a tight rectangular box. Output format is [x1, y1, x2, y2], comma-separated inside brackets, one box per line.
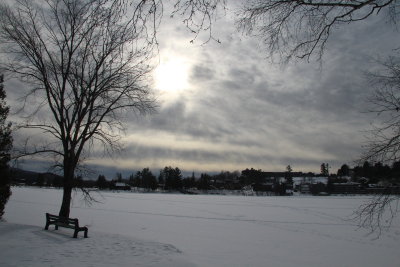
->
[363, 55, 400, 163]
[96, 175, 108, 190]
[337, 164, 350, 177]
[161, 166, 183, 190]
[356, 55, 400, 233]
[0, 74, 12, 219]
[0, 0, 155, 217]
[285, 165, 293, 184]
[134, 168, 157, 190]
[197, 173, 211, 190]
[320, 163, 329, 176]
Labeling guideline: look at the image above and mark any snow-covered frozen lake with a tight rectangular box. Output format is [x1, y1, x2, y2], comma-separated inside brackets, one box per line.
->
[2, 187, 400, 266]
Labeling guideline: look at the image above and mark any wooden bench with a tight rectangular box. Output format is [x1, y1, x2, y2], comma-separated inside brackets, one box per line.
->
[45, 213, 88, 238]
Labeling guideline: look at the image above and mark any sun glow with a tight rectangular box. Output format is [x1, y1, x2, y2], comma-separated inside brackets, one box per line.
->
[154, 57, 189, 93]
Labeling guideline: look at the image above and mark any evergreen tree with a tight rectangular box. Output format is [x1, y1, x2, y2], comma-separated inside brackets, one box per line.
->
[158, 172, 165, 186]
[115, 173, 123, 183]
[337, 164, 350, 177]
[241, 168, 264, 185]
[285, 165, 293, 184]
[362, 161, 372, 178]
[161, 166, 183, 190]
[139, 168, 157, 190]
[391, 161, 400, 183]
[96, 175, 108, 190]
[129, 172, 140, 187]
[182, 176, 196, 189]
[0, 74, 12, 219]
[286, 165, 292, 173]
[320, 163, 329, 176]
[197, 173, 211, 190]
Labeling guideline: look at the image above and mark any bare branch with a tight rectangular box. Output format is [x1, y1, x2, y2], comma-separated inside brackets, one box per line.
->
[362, 55, 400, 163]
[352, 193, 399, 237]
[171, 0, 226, 44]
[236, 0, 398, 62]
[354, 53, 400, 236]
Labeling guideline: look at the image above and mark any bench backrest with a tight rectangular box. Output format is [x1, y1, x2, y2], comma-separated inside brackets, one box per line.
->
[46, 213, 79, 227]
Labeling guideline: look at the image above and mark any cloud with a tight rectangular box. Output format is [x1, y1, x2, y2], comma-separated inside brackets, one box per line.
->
[4, 3, 400, 177]
[190, 64, 215, 82]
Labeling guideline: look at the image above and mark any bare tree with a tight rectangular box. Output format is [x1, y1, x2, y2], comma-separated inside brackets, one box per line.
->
[236, 0, 398, 62]
[0, 0, 156, 217]
[363, 55, 400, 163]
[354, 55, 400, 235]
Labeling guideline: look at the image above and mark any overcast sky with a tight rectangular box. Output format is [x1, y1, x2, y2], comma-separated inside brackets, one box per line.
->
[5, 2, 400, 178]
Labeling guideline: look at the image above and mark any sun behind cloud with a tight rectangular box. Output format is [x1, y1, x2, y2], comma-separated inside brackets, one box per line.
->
[154, 56, 189, 93]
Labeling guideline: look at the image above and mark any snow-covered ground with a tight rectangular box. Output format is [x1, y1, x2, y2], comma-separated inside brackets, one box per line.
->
[2, 187, 400, 266]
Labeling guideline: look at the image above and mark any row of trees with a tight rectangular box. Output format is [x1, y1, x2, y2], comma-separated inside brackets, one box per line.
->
[11, 160, 400, 201]
[336, 161, 400, 185]
[17, 160, 400, 192]
[94, 168, 230, 191]
[96, 167, 275, 192]
[90, 161, 400, 192]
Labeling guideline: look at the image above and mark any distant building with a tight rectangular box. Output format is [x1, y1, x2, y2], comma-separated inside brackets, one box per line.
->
[294, 177, 328, 194]
[111, 183, 131, 191]
[331, 182, 364, 194]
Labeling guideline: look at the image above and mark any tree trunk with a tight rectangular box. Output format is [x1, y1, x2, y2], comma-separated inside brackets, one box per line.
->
[59, 159, 75, 218]
[59, 185, 72, 218]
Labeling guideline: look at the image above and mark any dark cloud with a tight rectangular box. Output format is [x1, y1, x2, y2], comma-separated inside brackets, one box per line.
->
[123, 9, 398, 173]
[190, 65, 215, 82]
[5, 4, 400, 175]
[147, 100, 188, 131]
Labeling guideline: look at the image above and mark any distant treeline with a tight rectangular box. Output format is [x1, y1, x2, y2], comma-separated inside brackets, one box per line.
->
[10, 161, 400, 195]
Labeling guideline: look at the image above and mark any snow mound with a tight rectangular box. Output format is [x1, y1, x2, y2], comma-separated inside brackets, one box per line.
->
[0, 222, 195, 267]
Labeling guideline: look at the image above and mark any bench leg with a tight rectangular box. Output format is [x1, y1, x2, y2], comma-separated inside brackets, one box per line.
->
[73, 230, 78, 238]
[84, 228, 88, 238]
[45, 223, 49, 230]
